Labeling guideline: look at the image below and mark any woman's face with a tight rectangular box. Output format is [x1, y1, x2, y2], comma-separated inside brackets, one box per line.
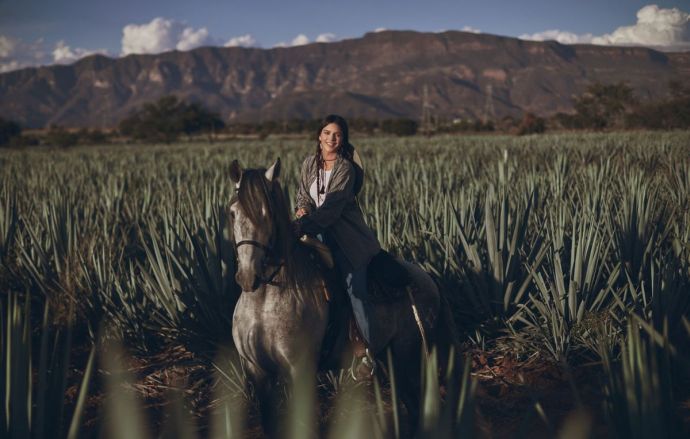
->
[319, 123, 343, 157]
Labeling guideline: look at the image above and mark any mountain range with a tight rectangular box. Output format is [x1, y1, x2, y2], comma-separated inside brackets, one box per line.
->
[1, 30, 688, 128]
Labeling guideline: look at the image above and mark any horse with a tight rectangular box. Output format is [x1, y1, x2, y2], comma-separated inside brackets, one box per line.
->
[228, 158, 456, 434]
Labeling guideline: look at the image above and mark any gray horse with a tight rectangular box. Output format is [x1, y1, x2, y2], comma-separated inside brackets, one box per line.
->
[228, 158, 455, 433]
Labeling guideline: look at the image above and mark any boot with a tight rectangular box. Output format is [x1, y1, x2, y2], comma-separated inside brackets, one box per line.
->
[349, 318, 376, 381]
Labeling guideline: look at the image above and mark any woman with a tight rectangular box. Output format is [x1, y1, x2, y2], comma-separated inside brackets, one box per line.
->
[293, 114, 380, 377]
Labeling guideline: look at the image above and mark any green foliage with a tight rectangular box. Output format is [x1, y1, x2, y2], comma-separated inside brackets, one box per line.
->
[556, 81, 639, 130]
[557, 80, 690, 131]
[45, 125, 79, 148]
[76, 128, 110, 145]
[601, 320, 682, 439]
[0, 132, 689, 436]
[119, 95, 224, 144]
[1, 292, 95, 438]
[625, 81, 690, 130]
[9, 134, 40, 147]
[516, 112, 546, 135]
[380, 118, 419, 136]
[0, 117, 21, 146]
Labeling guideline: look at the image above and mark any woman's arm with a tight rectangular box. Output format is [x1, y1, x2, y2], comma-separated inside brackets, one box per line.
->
[295, 157, 316, 215]
[296, 160, 355, 235]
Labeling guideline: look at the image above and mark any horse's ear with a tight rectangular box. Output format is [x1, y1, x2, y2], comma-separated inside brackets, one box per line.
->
[265, 158, 281, 182]
[230, 160, 243, 183]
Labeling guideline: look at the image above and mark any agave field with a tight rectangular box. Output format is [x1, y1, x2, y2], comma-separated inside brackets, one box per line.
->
[1, 131, 690, 438]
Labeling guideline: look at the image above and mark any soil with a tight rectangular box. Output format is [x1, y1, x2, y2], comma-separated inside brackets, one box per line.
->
[65, 343, 622, 438]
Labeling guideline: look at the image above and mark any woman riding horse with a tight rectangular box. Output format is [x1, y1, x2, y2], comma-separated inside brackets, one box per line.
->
[293, 114, 380, 378]
[229, 154, 453, 434]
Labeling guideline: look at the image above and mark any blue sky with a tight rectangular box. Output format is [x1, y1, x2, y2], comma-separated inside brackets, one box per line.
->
[1, 1, 689, 72]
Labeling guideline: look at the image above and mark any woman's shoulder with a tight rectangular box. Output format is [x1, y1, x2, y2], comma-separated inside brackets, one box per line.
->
[335, 155, 355, 172]
[300, 155, 317, 175]
[301, 154, 317, 169]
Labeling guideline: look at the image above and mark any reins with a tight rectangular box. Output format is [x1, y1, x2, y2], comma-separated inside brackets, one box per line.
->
[234, 239, 284, 286]
[232, 176, 298, 289]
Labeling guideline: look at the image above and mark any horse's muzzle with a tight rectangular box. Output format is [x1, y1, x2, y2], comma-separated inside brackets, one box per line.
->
[236, 271, 261, 292]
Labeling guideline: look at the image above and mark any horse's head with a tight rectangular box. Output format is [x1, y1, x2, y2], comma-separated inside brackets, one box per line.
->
[229, 158, 283, 292]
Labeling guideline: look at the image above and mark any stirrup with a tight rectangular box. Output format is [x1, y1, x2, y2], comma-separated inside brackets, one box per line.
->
[350, 348, 376, 381]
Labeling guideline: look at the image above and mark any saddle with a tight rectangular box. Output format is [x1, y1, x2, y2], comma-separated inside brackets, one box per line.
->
[300, 236, 411, 303]
[299, 239, 413, 366]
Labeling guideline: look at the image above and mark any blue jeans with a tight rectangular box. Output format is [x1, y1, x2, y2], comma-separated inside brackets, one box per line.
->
[327, 239, 377, 352]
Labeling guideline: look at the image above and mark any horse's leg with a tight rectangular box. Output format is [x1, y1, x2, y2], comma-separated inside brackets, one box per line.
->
[246, 364, 279, 438]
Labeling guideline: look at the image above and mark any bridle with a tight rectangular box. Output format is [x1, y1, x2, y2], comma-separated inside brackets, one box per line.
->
[230, 182, 286, 289]
[234, 238, 284, 287]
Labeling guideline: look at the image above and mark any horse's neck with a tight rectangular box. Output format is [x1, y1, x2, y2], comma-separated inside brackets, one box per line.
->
[237, 267, 325, 307]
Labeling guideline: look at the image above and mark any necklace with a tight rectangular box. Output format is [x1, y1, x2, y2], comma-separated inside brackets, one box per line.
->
[318, 167, 332, 195]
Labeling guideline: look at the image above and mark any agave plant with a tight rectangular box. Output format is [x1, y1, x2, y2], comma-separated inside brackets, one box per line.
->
[0, 187, 18, 263]
[1, 292, 95, 438]
[508, 207, 619, 362]
[2, 130, 690, 437]
[602, 319, 682, 439]
[610, 171, 668, 288]
[455, 183, 546, 322]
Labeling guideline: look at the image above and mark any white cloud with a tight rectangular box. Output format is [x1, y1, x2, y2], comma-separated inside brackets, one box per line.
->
[224, 34, 257, 48]
[274, 34, 311, 47]
[373, 27, 388, 33]
[121, 17, 213, 55]
[177, 26, 211, 51]
[1, 35, 104, 73]
[461, 26, 482, 34]
[0, 35, 46, 72]
[519, 4, 690, 50]
[52, 40, 106, 64]
[519, 30, 595, 45]
[0, 35, 17, 58]
[290, 34, 310, 46]
[315, 33, 337, 43]
[592, 4, 690, 49]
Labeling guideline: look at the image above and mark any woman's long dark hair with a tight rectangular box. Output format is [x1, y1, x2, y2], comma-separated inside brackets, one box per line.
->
[314, 114, 358, 197]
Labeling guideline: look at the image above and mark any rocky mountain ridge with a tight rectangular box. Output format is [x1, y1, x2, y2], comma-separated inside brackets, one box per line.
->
[1, 30, 688, 128]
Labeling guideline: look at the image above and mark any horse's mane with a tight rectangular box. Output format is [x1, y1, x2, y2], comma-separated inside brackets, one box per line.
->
[235, 168, 322, 300]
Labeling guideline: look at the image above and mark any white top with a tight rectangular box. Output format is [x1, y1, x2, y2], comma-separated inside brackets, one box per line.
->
[309, 168, 333, 207]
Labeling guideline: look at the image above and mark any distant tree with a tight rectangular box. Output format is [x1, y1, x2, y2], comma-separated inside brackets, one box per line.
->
[516, 113, 546, 135]
[119, 95, 223, 144]
[180, 102, 225, 140]
[284, 119, 305, 134]
[552, 112, 579, 129]
[349, 118, 377, 135]
[449, 119, 475, 132]
[626, 80, 690, 130]
[9, 134, 40, 147]
[667, 79, 690, 100]
[304, 119, 322, 134]
[380, 118, 418, 136]
[572, 81, 637, 129]
[45, 125, 79, 148]
[475, 119, 494, 132]
[0, 118, 22, 146]
[119, 96, 181, 143]
[258, 120, 281, 138]
[76, 128, 110, 145]
[227, 122, 258, 135]
[497, 115, 519, 132]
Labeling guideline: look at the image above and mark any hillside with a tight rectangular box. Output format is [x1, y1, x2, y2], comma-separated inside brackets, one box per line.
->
[1, 30, 688, 128]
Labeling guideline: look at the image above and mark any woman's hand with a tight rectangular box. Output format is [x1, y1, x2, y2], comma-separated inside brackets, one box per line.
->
[296, 208, 308, 219]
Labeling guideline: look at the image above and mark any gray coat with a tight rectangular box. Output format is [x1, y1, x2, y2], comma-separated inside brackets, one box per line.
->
[295, 154, 380, 271]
